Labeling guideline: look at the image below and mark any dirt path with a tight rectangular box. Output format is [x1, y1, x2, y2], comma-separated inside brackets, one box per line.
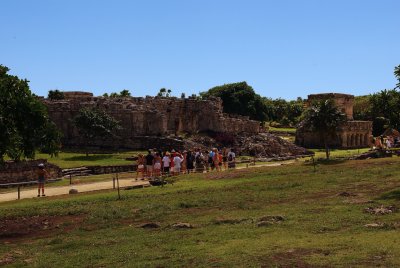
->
[0, 179, 149, 203]
[0, 160, 294, 203]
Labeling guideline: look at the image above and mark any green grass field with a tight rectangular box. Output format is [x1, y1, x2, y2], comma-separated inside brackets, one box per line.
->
[1, 156, 400, 267]
[35, 151, 144, 168]
[268, 127, 297, 133]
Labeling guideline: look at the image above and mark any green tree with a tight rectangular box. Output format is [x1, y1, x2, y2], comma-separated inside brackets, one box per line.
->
[201, 82, 268, 122]
[157, 88, 172, 97]
[157, 88, 166, 97]
[72, 108, 121, 156]
[119, 89, 131, 97]
[36, 121, 63, 157]
[0, 65, 61, 162]
[302, 99, 346, 159]
[353, 95, 372, 120]
[370, 89, 400, 130]
[395, 64, 400, 89]
[48, 89, 65, 100]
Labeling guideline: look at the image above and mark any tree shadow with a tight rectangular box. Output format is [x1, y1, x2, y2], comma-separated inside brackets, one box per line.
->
[63, 155, 114, 162]
[315, 158, 347, 165]
[379, 189, 400, 200]
[304, 158, 347, 166]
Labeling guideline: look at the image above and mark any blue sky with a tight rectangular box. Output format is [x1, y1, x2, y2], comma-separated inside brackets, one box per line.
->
[2, 0, 399, 100]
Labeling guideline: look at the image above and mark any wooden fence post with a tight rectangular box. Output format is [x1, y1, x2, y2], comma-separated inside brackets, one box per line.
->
[116, 173, 121, 200]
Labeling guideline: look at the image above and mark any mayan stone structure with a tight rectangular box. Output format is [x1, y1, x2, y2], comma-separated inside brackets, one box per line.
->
[42, 91, 260, 149]
[295, 93, 372, 149]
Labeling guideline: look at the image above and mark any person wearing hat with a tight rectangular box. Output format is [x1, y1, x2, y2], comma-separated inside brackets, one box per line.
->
[37, 163, 49, 197]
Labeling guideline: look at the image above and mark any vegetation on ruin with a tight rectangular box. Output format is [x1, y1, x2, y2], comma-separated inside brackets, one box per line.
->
[0, 65, 61, 163]
[72, 108, 122, 156]
[103, 89, 131, 98]
[157, 87, 172, 97]
[201, 81, 269, 122]
[47, 90, 65, 100]
[1, 157, 400, 266]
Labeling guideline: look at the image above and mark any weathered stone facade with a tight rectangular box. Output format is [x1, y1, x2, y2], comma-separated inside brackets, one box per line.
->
[43, 92, 260, 149]
[295, 93, 372, 149]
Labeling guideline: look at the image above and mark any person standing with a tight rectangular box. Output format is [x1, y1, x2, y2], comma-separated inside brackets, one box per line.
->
[173, 153, 184, 175]
[227, 149, 236, 169]
[145, 150, 154, 178]
[162, 152, 171, 175]
[222, 148, 228, 171]
[186, 150, 194, 173]
[136, 154, 145, 180]
[181, 151, 187, 174]
[37, 163, 49, 197]
[153, 153, 162, 177]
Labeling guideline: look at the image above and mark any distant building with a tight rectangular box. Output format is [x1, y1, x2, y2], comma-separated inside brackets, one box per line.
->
[295, 93, 372, 148]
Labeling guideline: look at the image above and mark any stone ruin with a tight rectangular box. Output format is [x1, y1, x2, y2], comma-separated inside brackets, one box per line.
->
[42, 91, 261, 150]
[41, 91, 312, 158]
[295, 93, 372, 149]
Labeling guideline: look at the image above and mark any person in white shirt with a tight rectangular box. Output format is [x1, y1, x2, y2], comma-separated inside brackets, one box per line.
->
[162, 152, 171, 175]
[227, 149, 236, 169]
[173, 154, 183, 174]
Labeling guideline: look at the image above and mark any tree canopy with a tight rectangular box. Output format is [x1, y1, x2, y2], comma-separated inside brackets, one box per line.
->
[264, 97, 304, 126]
[157, 88, 172, 97]
[302, 99, 346, 159]
[0, 65, 61, 162]
[72, 108, 121, 156]
[201, 82, 268, 122]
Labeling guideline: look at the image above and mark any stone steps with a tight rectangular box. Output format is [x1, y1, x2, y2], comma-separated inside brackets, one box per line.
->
[62, 167, 92, 177]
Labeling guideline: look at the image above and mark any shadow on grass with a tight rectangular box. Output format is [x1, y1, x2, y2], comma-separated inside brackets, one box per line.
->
[379, 189, 400, 200]
[63, 155, 114, 162]
[304, 158, 347, 166]
[315, 158, 347, 165]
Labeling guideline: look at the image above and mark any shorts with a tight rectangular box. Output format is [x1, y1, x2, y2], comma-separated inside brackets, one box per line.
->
[38, 176, 45, 184]
[154, 163, 161, 170]
[174, 167, 181, 173]
[146, 165, 153, 172]
[163, 167, 170, 173]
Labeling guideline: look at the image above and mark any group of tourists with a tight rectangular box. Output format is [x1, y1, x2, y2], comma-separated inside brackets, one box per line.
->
[136, 148, 237, 179]
[372, 135, 399, 150]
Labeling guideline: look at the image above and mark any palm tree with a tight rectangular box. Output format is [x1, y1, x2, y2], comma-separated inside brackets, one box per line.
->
[302, 99, 346, 159]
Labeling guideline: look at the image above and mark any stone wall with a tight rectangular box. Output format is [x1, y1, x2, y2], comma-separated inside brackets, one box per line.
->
[43, 92, 260, 149]
[0, 159, 62, 184]
[296, 93, 372, 149]
[307, 93, 354, 120]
